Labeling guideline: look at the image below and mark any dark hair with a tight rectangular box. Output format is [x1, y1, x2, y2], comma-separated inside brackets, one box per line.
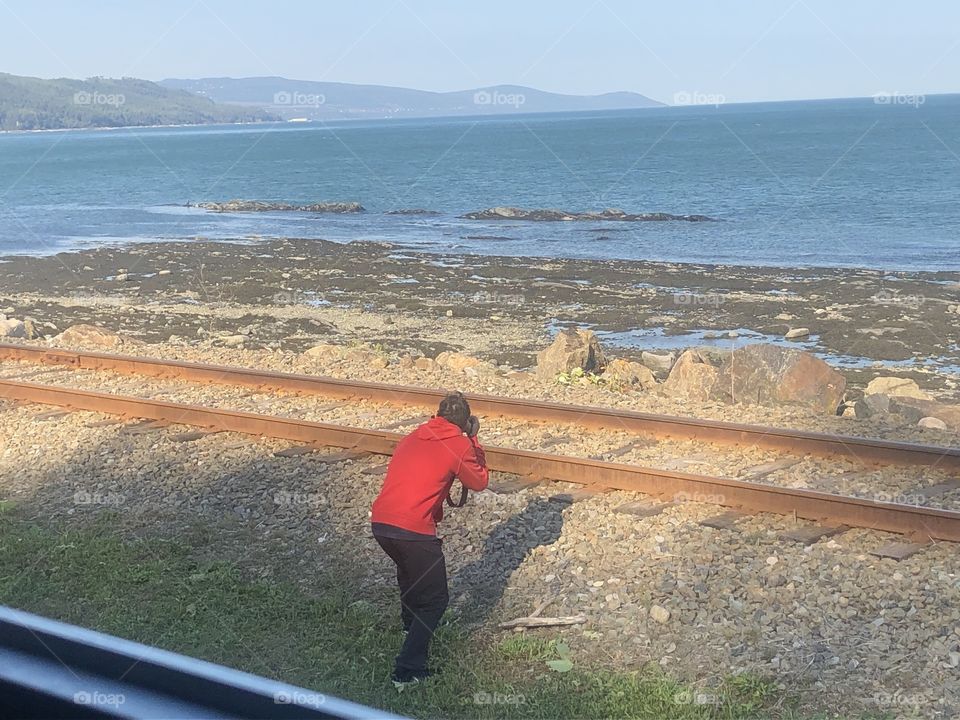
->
[437, 391, 471, 431]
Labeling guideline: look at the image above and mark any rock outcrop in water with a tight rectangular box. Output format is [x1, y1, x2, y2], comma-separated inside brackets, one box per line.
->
[461, 206, 715, 222]
[191, 200, 364, 213]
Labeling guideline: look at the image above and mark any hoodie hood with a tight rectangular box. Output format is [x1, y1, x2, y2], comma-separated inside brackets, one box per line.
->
[414, 415, 464, 440]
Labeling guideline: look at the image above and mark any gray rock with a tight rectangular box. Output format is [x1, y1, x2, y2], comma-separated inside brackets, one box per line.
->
[854, 393, 890, 419]
[641, 351, 675, 372]
[54, 324, 140, 349]
[650, 604, 671, 624]
[865, 376, 930, 400]
[918, 416, 948, 431]
[890, 396, 960, 428]
[602, 358, 657, 390]
[460, 207, 715, 222]
[219, 335, 248, 348]
[193, 200, 364, 214]
[714, 344, 846, 413]
[662, 349, 719, 401]
[414, 357, 439, 371]
[0, 318, 25, 338]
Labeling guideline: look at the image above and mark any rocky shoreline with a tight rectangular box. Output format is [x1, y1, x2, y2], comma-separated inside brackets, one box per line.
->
[188, 201, 716, 222]
[0, 235, 956, 435]
[459, 207, 716, 222]
[190, 200, 365, 213]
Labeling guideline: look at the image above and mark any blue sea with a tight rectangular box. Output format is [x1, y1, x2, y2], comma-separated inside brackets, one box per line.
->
[0, 95, 958, 271]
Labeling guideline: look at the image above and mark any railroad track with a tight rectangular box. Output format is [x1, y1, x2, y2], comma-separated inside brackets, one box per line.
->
[0, 344, 957, 553]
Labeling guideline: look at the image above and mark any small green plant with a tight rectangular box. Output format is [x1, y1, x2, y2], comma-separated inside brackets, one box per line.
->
[555, 367, 605, 386]
[545, 639, 574, 673]
[721, 673, 777, 713]
[497, 634, 554, 661]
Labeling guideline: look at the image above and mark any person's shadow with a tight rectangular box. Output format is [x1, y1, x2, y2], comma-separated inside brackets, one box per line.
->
[451, 496, 565, 623]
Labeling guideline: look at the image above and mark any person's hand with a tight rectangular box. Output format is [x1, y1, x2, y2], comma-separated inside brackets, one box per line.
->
[465, 415, 480, 438]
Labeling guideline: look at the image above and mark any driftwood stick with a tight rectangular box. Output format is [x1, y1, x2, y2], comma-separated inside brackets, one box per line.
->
[529, 594, 559, 619]
[499, 615, 587, 630]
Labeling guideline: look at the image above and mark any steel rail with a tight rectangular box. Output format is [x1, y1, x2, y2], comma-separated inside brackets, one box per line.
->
[0, 344, 957, 470]
[0, 378, 958, 541]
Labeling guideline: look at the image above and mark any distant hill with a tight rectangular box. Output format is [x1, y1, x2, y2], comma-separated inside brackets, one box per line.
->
[0, 73, 279, 131]
[160, 76, 664, 120]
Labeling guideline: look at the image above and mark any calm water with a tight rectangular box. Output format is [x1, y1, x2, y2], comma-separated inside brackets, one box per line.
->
[0, 95, 958, 270]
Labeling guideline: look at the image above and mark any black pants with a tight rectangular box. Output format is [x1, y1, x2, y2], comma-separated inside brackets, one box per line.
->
[374, 532, 449, 673]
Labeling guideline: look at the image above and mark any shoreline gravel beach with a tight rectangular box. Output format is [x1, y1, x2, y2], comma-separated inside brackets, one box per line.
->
[0, 236, 957, 395]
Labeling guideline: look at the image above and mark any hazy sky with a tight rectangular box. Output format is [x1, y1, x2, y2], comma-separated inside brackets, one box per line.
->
[0, 0, 957, 103]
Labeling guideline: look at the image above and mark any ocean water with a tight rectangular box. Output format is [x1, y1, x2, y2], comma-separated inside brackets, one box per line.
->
[0, 95, 958, 270]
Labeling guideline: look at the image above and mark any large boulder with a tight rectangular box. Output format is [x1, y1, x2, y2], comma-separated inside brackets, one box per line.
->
[888, 396, 960, 429]
[602, 358, 657, 390]
[414, 357, 439, 371]
[536, 328, 607, 378]
[54, 324, 140, 349]
[854, 393, 891, 419]
[714, 344, 846, 412]
[0, 318, 25, 338]
[303, 343, 342, 360]
[662, 349, 720, 401]
[303, 343, 388, 368]
[435, 351, 495, 375]
[864, 376, 930, 400]
[641, 351, 675, 373]
[665, 344, 845, 412]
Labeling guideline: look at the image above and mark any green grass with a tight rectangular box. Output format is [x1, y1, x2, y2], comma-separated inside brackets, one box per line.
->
[0, 506, 810, 719]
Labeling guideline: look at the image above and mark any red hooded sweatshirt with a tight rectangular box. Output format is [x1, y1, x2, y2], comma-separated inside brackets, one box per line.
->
[371, 416, 489, 535]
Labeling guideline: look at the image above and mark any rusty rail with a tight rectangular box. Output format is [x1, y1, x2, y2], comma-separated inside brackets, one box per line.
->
[0, 344, 957, 470]
[0, 378, 959, 541]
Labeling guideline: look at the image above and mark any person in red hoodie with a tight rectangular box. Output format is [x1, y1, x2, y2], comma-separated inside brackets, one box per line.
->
[371, 391, 489, 686]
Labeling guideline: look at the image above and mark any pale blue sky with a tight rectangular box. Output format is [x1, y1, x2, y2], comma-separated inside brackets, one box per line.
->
[0, 0, 957, 103]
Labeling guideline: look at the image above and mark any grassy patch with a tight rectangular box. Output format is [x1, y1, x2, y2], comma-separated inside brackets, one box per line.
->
[0, 508, 804, 719]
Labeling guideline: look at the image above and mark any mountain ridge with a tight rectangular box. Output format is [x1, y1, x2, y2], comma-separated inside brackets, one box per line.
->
[159, 76, 664, 120]
[0, 73, 279, 131]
